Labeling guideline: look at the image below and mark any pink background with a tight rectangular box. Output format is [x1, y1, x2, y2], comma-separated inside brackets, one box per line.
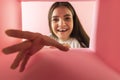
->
[0, 0, 120, 80]
[21, 1, 96, 37]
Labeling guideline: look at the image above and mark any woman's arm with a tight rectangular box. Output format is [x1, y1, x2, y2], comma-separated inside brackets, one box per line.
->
[2, 29, 69, 72]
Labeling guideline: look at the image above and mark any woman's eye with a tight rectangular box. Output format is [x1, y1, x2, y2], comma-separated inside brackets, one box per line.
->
[65, 17, 71, 21]
[52, 18, 59, 22]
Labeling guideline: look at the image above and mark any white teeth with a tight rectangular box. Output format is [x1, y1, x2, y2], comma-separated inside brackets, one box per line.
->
[57, 28, 67, 32]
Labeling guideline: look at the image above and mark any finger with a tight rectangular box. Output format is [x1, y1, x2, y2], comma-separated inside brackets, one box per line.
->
[19, 38, 44, 72]
[42, 35, 69, 51]
[2, 40, 31, 54]
[62, 43, 71, 48]
[50, 42, 69, 51]
[10, 50, 29, 69]
[5, 29, 41, 40]
[29, 38, 44, 56]
[19, 53, 31, 72]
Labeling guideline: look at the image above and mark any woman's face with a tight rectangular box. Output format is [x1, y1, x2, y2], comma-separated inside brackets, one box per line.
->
[51, 6, 73, 41]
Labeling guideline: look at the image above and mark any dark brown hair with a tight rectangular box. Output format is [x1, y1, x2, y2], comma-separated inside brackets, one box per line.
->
[48, 2, 89, 47]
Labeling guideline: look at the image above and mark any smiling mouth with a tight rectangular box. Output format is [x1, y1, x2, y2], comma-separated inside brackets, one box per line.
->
[57, 28, 68, 32]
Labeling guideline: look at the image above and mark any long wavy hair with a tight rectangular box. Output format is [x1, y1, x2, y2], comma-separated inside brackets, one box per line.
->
[48, 2, 89, 47]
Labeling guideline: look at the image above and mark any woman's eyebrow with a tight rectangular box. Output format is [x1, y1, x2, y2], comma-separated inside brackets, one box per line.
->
[52, 14, 72, 18]
[52, 16, 59, 18]
[64, 14, 72, 17]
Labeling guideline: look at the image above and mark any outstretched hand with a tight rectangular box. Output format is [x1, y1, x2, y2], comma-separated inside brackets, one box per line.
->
[2, 29, 69, 72]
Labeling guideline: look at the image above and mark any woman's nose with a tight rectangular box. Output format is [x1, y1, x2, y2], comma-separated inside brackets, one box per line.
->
[58, 19, 66, 27]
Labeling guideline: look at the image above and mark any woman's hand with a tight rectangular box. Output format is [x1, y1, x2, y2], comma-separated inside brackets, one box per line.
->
[2, 29, 69, 72]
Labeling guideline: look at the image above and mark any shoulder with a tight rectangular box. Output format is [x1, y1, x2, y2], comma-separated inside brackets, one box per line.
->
[70, 38, 79, 44]
[69, 38, 81, 48]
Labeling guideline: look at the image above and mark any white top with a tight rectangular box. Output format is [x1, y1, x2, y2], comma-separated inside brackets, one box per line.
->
[50, 35, 82, 48]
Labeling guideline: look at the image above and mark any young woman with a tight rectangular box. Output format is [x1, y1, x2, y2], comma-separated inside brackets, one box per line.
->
[48, 2, 89, 48]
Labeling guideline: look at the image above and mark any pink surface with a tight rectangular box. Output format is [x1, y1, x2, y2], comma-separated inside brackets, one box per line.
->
[0, 0, 22, 55]
[95, 0, 120, 73]
[0, 49, 120, 80]
[0, 0, 120, 80]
